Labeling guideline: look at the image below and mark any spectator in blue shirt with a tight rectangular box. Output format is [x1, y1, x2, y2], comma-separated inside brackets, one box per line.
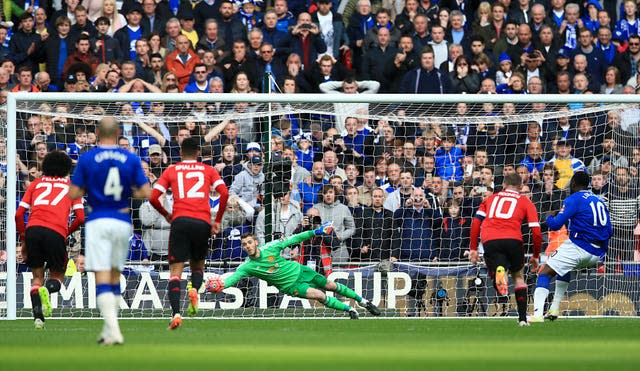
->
[298, 161, 328, 213]
[434, 133, 464, 182]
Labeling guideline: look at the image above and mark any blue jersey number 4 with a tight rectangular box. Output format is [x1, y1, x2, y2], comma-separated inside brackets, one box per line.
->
[104, 167, 124, 201]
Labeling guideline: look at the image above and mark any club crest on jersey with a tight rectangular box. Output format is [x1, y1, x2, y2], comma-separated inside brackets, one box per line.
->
[268, 256, 275, 262]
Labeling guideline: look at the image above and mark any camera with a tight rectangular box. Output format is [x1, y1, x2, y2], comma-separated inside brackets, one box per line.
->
[311, 215, 322, 227]
[299, 23, 313, 30]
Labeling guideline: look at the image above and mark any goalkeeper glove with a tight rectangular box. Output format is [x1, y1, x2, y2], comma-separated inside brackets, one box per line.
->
[314, 221, 334, 236]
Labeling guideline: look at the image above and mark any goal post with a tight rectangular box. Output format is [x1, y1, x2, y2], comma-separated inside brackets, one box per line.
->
[2, 92, 640, 320]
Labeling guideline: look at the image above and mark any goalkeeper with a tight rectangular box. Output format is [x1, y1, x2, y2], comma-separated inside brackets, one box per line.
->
[208, 223, 381, 319]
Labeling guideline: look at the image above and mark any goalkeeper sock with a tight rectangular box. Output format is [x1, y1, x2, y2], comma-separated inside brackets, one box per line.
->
[334, 282, 363, 303]
[549, 273, 570, 313]
[191, 269, 203, 292]
[514, 284, 528, 322]
[30, 285, 44, 321]
[45, 279, 61, 294]
[322, 295, 353, 312]
[168, 276, 181, 316]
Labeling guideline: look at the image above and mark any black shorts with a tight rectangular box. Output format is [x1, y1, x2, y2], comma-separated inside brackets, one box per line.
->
[483, 239, 524, 274]
[24, 226, 67, 273]
[168, 217, 211, 263]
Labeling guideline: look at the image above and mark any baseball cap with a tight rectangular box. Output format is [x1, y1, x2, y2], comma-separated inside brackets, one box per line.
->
[149, 144, 163, 155]
[65, 74, 77, 84]
[295, 132, 312, 142]
[250, 155, 263, 164]
[126, 3, 143, 15]
[246, 142, 262, 152]
[179, 10, 194, 20]
[557, 48, 570, 59]
[556, 138, 571, 146]
[498, 52, 511, 64]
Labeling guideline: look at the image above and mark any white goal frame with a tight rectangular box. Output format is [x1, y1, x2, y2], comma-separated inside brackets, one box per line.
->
[4, 92, 640, 320]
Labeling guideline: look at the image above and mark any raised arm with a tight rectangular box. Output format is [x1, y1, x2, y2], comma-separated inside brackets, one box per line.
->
[203, 120, 229, 143]
[137, 121, 167, 146]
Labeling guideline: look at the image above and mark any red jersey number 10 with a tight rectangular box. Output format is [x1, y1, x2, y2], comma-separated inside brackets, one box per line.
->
[488, 196, 517, 219]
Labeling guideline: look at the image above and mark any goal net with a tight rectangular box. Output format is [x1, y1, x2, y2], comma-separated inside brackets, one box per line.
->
[1, 93, 639, 319]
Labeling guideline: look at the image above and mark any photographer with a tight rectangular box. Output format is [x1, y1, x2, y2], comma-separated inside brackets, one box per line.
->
[291, 208, 337, 275]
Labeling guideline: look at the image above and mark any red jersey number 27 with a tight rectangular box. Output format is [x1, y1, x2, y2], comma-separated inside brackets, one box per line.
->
[34, 182, 69, 206]
[177, 171, 205, 199]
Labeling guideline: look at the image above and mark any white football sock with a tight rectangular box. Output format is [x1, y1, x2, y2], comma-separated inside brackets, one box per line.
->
[533, 287, 549, 317]
[549, 279, 569, 312]
[97, 293, 120, 338]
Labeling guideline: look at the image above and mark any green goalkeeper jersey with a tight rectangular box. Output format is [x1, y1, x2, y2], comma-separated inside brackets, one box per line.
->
[223, 230, 315, 290]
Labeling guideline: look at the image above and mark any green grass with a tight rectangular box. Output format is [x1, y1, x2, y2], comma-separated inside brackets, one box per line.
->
[1, 318, 639, 370]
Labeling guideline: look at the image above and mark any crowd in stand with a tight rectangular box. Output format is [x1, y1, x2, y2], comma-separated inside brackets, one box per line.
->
[3, 0, 640, 273]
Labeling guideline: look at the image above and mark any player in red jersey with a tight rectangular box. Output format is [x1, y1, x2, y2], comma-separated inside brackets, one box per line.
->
[149, 137, 229, 329]
[15, 151, 85, 329]
[469, 173, 542, 326]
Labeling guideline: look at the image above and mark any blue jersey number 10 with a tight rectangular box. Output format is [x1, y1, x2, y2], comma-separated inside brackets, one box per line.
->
[589, 201, 608, 227]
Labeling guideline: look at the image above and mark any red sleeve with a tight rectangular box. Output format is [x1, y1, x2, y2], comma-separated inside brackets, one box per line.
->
[210, 167, 228, 224]
[525, 199, 542, 258]
[68, 200, 85, 235]
[469, 217, 481, 252]
[150, 188, 169, 217]
[150, 168, 171, 217]
[15, 181, 35, 239]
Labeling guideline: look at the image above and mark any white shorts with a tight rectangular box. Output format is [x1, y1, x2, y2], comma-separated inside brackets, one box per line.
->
[85, 218, 132, 272]
[546, 239, 601, 277]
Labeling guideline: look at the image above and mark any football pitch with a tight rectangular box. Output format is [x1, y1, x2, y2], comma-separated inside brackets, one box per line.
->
[1, 318, 639, 370]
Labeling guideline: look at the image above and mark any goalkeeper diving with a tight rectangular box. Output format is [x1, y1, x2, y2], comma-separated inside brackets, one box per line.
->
[207, 222, 381, 319]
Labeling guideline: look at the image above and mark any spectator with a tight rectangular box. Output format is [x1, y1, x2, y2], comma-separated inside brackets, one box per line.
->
[221, 39, 258, 91]
[114, 3, 147, 61]
[260, 10, 292, 62]
[290, 12, 327, 73]
[141, 0, 167, 36]
[449, 55, 480, 93]
[600, 66, 624, 94]
[255, 190, 303, 246]
[607, 166, 640, 261]
[519, 141, 546, 178]
[399, 46, 452, 94]
[229, 155, 265, 209]
[163, 17, 182, 53]
[313, 0, 348, 60]
[380, 161, 402, 193]
[383, 169, 415, 212]
[589, 132, 629, 173]
[440, 199, 470, 261]
[354, 187, 393, 261]
[548, 138, 587, 190]
[434, 133, 464, 183]
[392, 187, 440, 262]
[255, 42, 287, 92]
[299, 161, 328, 213]
[100, 0, 126, 36]
[383, 35, 419, 94]
[360, 28, 400, 93]
[319, 76, 379, 132]
[217, 0, 246, 49]
[313, 185, 356, 263]
[139, 194, 172, 265]
[346, 0, 374, 75]
[165, 34, 202, 91]
[70, 5, 97, 40]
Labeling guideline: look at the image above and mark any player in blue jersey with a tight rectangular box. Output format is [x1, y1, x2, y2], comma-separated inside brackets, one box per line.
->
[530, 172, 613, 323]
[70, 117, 151, 345]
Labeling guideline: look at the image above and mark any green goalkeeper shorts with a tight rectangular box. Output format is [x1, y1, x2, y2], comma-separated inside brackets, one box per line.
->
[282, 265, 328, 298]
